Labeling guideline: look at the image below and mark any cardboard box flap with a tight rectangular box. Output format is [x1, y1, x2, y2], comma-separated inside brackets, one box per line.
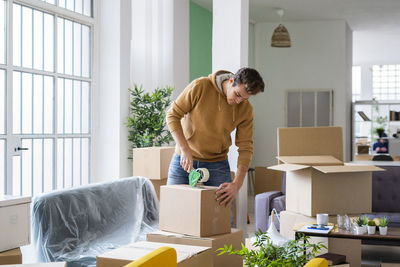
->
[0, 195, 31, 207]
[268, 163, 310, 172]
[278, 127, 343, 161]
[100, 241, 210, 263]
[162, 184, 218, 192]
[313, 165, 384, 174]
[276, 155, 343, 166]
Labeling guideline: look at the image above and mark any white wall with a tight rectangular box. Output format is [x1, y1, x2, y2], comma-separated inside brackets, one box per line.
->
[251, 20, 352, 166]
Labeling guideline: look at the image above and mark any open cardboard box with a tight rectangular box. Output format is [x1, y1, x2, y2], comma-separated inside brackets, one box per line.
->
[269, 127, 383, 217]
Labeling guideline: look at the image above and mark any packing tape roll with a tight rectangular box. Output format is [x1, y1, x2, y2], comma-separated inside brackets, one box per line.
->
[196, 168, 210, 183]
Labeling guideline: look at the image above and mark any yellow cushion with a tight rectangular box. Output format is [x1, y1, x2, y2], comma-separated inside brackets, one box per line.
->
[123, 246, 177, 267]
[304, 258, 328, 267]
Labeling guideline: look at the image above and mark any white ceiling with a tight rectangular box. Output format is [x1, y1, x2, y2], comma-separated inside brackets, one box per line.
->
[192, 0, 400, 33]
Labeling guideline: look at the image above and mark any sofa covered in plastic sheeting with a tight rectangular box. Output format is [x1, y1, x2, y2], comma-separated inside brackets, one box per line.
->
[31, 176, 159, 267]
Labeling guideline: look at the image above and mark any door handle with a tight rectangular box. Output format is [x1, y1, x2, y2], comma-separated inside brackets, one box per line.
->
[15, 147, 29, 151]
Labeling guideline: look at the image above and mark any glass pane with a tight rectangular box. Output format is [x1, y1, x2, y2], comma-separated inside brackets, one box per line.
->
[21, 139, 32, 196]
[33, 10, 43, 70]
[22, 6, 33, 69]
[82, 25, 90, 77]
[73, 23, 81, 76]
[22, 73, 33, 134]
[57, 138, 63, 189]
[43, 13, 54, 72]
[13, 72, 21, 134]
[57, 78, 64, 133]
[57, 18, 64, 73]
[33, 139, 43, 196]
[0, 0, 5, 64]
[0, 139, 4, 194]
[75, 0, 83, 14]
[82, 138, 89, 184]
[12, 156, 21, 195]
[58, 0, 66, 8]
[81, 82, 89, 133]
[302, 92, 315, 127]
[66, 0, 74, 11]
[0, 70, 5, 134]
[33, 75, 43, 134]
[287, 92, 300, 127]
[64, 19, 72, 75]
[43, 76, 53, 134]
[73, 138, 80, 186]
[64, 79, 72, 133]
[43, 139, 53, 192]
[83, 0, 91, 17]
[317, 91, 331, 126]
[13, 4, 21, 66]
[64, 138, 72, 188]
[73, 81, 81, 133]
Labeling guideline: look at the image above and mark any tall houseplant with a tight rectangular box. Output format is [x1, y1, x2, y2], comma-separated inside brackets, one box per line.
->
[126, 84, 174, 153]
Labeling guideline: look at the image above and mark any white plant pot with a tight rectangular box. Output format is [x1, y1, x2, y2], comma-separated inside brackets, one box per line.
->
[379, 226, 388, 235]
[367, 225, 376, 235]
[362, 225, 368, 234]
[355, 226, 364, 235]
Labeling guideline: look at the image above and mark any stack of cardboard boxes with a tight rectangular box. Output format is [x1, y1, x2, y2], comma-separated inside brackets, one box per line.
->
[0, 195, 31, 265]
[268, 127, 383, 266]
[97, 147, 243, 266]
[132, 146, 175, 200]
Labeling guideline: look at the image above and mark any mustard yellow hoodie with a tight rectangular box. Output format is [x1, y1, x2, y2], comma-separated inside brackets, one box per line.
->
[166, 70, 254, 168]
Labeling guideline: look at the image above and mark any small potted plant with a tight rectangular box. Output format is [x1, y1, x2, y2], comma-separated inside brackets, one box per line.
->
[379, 217, 388, 235]
[367, 220, 376, 235]
[355, 217, 365, 235]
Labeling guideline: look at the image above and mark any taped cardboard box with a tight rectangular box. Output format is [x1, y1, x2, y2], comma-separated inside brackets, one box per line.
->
[160, 185, 231, 237]
[149, 178, 167, 200]
[97, 241, 212, 267]
[254, 167, 282, 196]
[132, 146, 175, 180]
[269, 156, 382, 216]
[0, 248, 22, 265]
[147, 229, 243, 267]
[0, 196, 31, 252]
[1, 263, 66, 267]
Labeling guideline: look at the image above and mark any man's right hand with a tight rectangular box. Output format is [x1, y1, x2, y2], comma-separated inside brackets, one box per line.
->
[180, 147, 193, 173]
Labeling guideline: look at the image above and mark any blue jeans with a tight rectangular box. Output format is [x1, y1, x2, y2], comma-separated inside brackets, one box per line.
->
[167, 153, 232, 186]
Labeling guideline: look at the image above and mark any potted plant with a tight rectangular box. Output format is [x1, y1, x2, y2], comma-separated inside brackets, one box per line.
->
[379, 217, 388, 236]
[355, 217, 365, 235]
[126, 84, 174, 152]
[217, 232, 326, 267]
[367, 220, 376, 235]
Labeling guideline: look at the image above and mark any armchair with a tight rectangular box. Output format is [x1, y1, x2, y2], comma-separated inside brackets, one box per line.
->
[254, 173, 286, 232]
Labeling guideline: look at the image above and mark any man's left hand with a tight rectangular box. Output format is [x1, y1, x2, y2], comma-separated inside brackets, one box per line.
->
[215, 182, 240, 207]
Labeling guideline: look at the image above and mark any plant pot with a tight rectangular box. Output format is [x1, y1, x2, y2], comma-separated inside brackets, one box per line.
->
[355, 226, 365, 235]
[367, 225, 376, 235]
[362, 225, 368, 234]
[379, 226, 388, 235]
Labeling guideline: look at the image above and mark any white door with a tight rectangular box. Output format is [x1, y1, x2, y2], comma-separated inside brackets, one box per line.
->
[0, 0, 93, 196]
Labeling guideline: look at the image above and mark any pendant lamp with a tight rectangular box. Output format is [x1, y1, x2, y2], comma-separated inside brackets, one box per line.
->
[271, 8, 291, 47]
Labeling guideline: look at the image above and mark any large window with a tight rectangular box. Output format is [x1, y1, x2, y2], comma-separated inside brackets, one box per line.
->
[372, 64, 400, 100]
[1, 0, 94, 196]
[352, 66, 361, 102]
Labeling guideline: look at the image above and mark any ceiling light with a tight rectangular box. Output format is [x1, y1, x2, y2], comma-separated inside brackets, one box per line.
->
[271, 8, 291, 48]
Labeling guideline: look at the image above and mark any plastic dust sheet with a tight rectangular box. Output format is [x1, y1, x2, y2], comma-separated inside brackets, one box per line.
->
[31, 176, 159, 267]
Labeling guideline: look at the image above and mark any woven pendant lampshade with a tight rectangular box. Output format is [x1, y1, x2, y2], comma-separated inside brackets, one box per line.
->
[271, 8, 291, 47]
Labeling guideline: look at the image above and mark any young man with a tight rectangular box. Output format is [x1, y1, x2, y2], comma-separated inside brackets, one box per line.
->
[166, 68, 265, 206]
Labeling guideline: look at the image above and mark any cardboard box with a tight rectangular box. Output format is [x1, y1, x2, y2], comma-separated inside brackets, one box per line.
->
[97, 241, 212, 267]
[0, 263, 66, 267]
[0, 248, 22, 265]
[269, 156, 382, 216]
[149, 178, 167, 200]
[328, 238, 361, 267]
[160, 185, 231, 237]
[147, 229, 243, 267]
[381, 264, 400, 267]
[132, 146, 175, 180]
[254, 167, 282, 196]
[0, 196, 31, 252]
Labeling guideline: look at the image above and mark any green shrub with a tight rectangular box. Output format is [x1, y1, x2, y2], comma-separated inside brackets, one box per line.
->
[361, 216, 369, 226]
[380, 217, 388, 227]
[367, 220, 376, 226]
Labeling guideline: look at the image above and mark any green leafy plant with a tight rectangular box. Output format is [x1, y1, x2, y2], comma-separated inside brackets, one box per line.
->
[380, 217, 388, 227]
[125, 85, 174, 154]
[217, 231, 326, 267]
[371, 100, 388, 138]
[361, 216, 369, 226]
[368, 220, 376, 226]
[356, 217, 364, 227]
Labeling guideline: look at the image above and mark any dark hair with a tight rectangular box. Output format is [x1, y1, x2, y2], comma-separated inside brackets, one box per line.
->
[232, 67, 265, 95]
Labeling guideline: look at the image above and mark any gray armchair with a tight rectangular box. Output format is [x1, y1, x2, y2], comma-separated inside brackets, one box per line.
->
[254, 173, 286, 232]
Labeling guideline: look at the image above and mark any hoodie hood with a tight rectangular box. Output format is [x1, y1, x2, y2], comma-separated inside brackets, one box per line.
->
[208, 70, 236, 121]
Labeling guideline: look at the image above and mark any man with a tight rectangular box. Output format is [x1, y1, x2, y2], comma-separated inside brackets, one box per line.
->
[166, 68, 265, 207]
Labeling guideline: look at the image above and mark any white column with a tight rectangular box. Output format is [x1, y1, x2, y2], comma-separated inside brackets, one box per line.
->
[213, 0, 249, 237]
[131, 0, 189, 97]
